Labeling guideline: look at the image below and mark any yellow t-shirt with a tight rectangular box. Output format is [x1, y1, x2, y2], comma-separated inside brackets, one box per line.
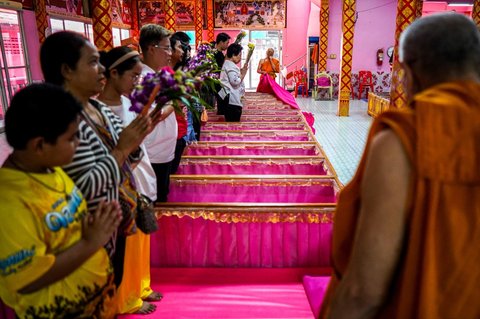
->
[0, 167, 115, 319]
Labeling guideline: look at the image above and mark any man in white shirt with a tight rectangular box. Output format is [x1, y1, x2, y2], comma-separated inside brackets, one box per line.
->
[139, 24, 178, 202]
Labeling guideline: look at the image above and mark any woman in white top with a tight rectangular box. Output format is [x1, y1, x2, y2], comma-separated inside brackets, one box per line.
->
[219, 43, 248, 122]
[97, 46, 162, 315]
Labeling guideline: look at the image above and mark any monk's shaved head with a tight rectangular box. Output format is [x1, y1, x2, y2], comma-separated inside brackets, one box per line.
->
[400, 13, 480, 84]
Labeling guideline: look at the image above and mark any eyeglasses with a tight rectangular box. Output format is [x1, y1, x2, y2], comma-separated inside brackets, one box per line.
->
[154, 45, 172, 52]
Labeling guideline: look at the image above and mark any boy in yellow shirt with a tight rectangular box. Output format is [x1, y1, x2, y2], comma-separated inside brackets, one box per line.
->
[0, 83, 122, 318]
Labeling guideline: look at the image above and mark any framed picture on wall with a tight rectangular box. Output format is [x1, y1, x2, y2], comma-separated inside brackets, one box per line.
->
[111, 0, 132, 26]
[137, 0, 196, 29]
[213, 0, 287, 30]
[138, 0, 166, 26]
[46, 0, 85, 17]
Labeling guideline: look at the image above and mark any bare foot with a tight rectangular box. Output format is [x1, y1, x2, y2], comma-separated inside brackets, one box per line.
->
[134, 301, 157, 314]
[143, 291, 163, 302]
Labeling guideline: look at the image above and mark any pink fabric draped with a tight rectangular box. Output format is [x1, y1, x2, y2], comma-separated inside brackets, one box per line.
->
[185, 144, 321, 156]
[203, 123, 305, 131]
[168, 179, 337, 203]
[151, 215, 333, 267]
[176, 161, 329, 175]
[202, 131, 312, 142]
[255, 74, 316, 133]
[257, 74, 299, 109]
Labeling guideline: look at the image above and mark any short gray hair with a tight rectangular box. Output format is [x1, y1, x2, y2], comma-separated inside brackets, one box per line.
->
[139, 24, 172, 53]
[399, 13, 480, 80]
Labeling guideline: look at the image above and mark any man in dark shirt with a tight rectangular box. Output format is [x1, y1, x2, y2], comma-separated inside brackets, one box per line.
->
[213, 32, 231, 69]
[212, 32, 231, 114]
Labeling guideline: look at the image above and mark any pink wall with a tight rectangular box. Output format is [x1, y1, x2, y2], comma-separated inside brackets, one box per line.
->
[322, 0, 396, 73]
[22, 10, 43, 81]
[283, 0, 310, 71]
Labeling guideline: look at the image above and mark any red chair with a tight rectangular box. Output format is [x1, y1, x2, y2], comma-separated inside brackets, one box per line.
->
[358, 70, 374, 99]
[293, 70, 308, 98]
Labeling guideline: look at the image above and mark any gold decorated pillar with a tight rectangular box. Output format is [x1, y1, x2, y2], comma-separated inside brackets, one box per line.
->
[130, 0, 140, 38]
[34, 0, 48, 43]
[415, 0, 423, 18]
[206, 0, 215, 42]
[194, 0, 203, 47]
[389, 0, 420, 109]
[164, 0, 176, 31]
[91, 0, 113, 51]
[318, 0, 329, 72]
[337, 0, 356, 117]
[473, 0, 480, 27]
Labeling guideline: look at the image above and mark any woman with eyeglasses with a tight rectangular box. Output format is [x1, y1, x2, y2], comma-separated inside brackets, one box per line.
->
[97, 46, 161, 314]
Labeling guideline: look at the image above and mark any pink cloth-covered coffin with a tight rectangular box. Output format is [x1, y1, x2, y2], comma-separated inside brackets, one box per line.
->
[203, 122, 306, 131]
[207, 114, 304, 123]
[185, 142, 323, 156]
[167, 177, 339, 203]
[201, 130, 313, 142]
[176, 157, 331, 176]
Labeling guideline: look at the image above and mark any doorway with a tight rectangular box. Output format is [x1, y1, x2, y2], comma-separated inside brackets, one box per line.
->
[239, 30, 282, 90]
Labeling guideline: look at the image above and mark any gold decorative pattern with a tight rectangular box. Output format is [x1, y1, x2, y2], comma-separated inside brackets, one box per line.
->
[319, 0, 329, 72]
[473, 0, 480, 27]
[367, 92, 390, 118]
[206, 0, 214, 42]
[92, 0, 114, 51]
[389, 0, 420, 109]
[164, 0, 177, 31]
[155, 208, 335, 224]
[33, 0, 48, 43]
[337, 0, 356, 117]
[194, 0, 203, 47]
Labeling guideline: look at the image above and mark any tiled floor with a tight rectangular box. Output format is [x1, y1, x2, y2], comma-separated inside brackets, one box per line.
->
[296, 97, 372, 185]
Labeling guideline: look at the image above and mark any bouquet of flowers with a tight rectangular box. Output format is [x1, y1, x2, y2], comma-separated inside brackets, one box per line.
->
[129, 45, 220, 117]
[245, 42, 256, 66]
[234, 30, 247, 44]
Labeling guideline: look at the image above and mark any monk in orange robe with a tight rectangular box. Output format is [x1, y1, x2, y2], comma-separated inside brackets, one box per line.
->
[257, 48, 280, 79]
[320, 13, 480, 319]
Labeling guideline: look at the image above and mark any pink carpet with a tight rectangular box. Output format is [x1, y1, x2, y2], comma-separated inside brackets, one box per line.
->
[118, 267, 330, 319]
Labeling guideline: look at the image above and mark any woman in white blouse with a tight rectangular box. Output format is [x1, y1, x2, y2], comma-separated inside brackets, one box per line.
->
[218, 43, 248, 122]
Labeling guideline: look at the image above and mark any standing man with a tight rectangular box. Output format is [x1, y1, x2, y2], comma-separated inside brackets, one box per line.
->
[257, 48, 280, 79]
[213, 32, 231, 115]
[139, 24, 177, 203]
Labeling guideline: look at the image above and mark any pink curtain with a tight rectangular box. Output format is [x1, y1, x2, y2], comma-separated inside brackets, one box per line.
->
[168, 179, 337, 203]
[185, 144, 321, 156]
[151, 215, 333, 268]
[176, 160, 329, 175]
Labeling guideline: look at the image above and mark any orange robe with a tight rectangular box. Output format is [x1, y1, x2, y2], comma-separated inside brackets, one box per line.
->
[258, 57, 279, 78]
[320, 81, 480, 319]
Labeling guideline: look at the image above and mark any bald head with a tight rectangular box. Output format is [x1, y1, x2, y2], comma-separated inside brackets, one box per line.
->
[399, 13, 480, 85]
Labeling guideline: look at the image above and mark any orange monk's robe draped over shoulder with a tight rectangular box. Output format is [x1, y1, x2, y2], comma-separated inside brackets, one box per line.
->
[259, 58, 280, 79]
[320, 81, 480, 319]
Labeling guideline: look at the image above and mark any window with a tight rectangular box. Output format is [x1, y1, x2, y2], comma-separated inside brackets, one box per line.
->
[0, 8, 31, 130]
[50, 17, 131, 47]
